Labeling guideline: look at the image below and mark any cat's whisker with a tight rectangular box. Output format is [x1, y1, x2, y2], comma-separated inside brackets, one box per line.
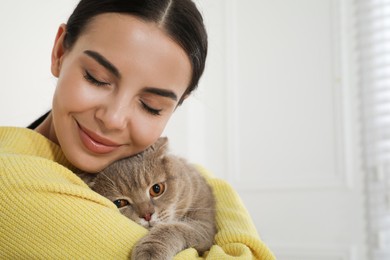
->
[157, 209, 173, 222]
[176, 207, 216, 211]
[174, 207, 216, 213]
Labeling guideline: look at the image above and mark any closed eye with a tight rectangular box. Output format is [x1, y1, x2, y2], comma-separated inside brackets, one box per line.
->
[140, 101, 162, 116]
[83, 70, 110, 87]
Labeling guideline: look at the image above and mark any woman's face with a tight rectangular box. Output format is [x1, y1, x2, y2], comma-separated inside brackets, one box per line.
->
[48, 14, 191, 172]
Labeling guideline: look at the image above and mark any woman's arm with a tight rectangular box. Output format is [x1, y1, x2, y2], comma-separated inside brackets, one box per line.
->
[0, 152, 274, 259]
[190, 165, 276, 260]
[0, 154, 147, 259]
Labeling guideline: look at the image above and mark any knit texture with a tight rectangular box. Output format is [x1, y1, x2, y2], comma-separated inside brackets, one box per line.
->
[0, 127, 275, 259]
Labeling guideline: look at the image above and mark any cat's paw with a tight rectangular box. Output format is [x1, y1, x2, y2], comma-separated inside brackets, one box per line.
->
[131, 237, 173, 260]
[131, 249, 158, 260]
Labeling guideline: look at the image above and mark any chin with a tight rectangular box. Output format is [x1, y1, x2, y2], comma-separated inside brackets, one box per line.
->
[69, 155, 109, 173]
[142, 223, 153, 230]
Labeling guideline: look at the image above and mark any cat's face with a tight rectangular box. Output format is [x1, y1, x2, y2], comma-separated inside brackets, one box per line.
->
[90, 138, 183, 229]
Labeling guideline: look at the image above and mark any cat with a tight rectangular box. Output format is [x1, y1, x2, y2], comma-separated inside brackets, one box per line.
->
[78, 137, 216, 260]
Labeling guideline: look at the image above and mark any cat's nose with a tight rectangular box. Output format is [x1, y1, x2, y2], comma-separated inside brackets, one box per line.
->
[143, 213, 153, 222]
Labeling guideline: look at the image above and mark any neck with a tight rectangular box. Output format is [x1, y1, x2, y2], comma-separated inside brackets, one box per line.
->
[35, 112, 59, 145]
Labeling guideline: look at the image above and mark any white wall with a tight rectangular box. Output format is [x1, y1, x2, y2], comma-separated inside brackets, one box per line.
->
[0, 1, 79, 127]
[191, 1, 367, 259]
[0, 1, 367, 259]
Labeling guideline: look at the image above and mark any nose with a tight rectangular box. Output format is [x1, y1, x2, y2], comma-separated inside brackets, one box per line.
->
[142, 213, 153, 222]
[95, 97, 130, 130]
[137, 202, 155, 222]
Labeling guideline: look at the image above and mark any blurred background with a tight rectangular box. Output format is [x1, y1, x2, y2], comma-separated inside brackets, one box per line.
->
[1, 1, 389, 259]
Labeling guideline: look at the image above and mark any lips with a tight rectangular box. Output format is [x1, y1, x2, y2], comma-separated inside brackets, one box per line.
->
[77, 123, 121, 154]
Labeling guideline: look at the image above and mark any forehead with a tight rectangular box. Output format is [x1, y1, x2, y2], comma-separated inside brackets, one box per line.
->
[70, 13, 191, 94]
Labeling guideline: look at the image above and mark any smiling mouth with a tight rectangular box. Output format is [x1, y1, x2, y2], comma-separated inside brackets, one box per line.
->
[77, 122, 121, 154]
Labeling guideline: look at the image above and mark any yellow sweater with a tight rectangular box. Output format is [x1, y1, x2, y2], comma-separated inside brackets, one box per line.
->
[0, 127, 275, 259]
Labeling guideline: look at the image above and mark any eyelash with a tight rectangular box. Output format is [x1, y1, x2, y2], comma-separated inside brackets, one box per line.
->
[84, 70, 161, 116]
[83, 70, 109, 87]
[140, 101, 162, 116]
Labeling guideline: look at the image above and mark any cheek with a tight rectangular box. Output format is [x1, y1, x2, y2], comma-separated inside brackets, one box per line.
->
[121, 207, 138, 222]
[53, 74, 101, 113]
[129, 114, 170, 152]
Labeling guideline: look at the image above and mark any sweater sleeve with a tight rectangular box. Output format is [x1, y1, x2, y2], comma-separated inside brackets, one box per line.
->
[0, 153, 275, 259]
[186, 165, 276, 260]
[0, 154, 148, 259]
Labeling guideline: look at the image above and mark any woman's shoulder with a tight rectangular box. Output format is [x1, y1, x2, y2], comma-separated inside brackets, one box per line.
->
[0, 128, 134, 241]
[0, 126, 95, 201]
[1, 126, 60, 156]
[0, 127, 144, 259]
[0, 126, 75, 169]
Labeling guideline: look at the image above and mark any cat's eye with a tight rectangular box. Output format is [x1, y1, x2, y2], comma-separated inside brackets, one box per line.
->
[113, 199, 129, 208]
[149, 183, 165, 197]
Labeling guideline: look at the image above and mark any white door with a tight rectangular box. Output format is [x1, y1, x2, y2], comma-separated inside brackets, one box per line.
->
[166, 0, 367, 259]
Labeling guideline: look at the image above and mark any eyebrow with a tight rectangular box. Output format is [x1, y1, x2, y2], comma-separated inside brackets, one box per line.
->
[84, 50, 177, 101]
[144, 87, 178, 101]
[84, 50, 120, 78]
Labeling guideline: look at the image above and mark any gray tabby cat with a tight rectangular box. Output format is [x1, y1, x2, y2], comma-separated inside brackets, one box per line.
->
[78, 137, 216, 260]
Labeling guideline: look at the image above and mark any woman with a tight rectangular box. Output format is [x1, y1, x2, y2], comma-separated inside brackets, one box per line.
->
[0, 0, 275, 259]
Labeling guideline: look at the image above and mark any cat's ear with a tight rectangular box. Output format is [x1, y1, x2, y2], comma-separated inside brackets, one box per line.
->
[77, 173, 96, 188]
[153, 137, 169, 157]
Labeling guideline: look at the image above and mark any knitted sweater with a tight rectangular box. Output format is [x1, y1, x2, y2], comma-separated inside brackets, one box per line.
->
[0, 127, 275, 259]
